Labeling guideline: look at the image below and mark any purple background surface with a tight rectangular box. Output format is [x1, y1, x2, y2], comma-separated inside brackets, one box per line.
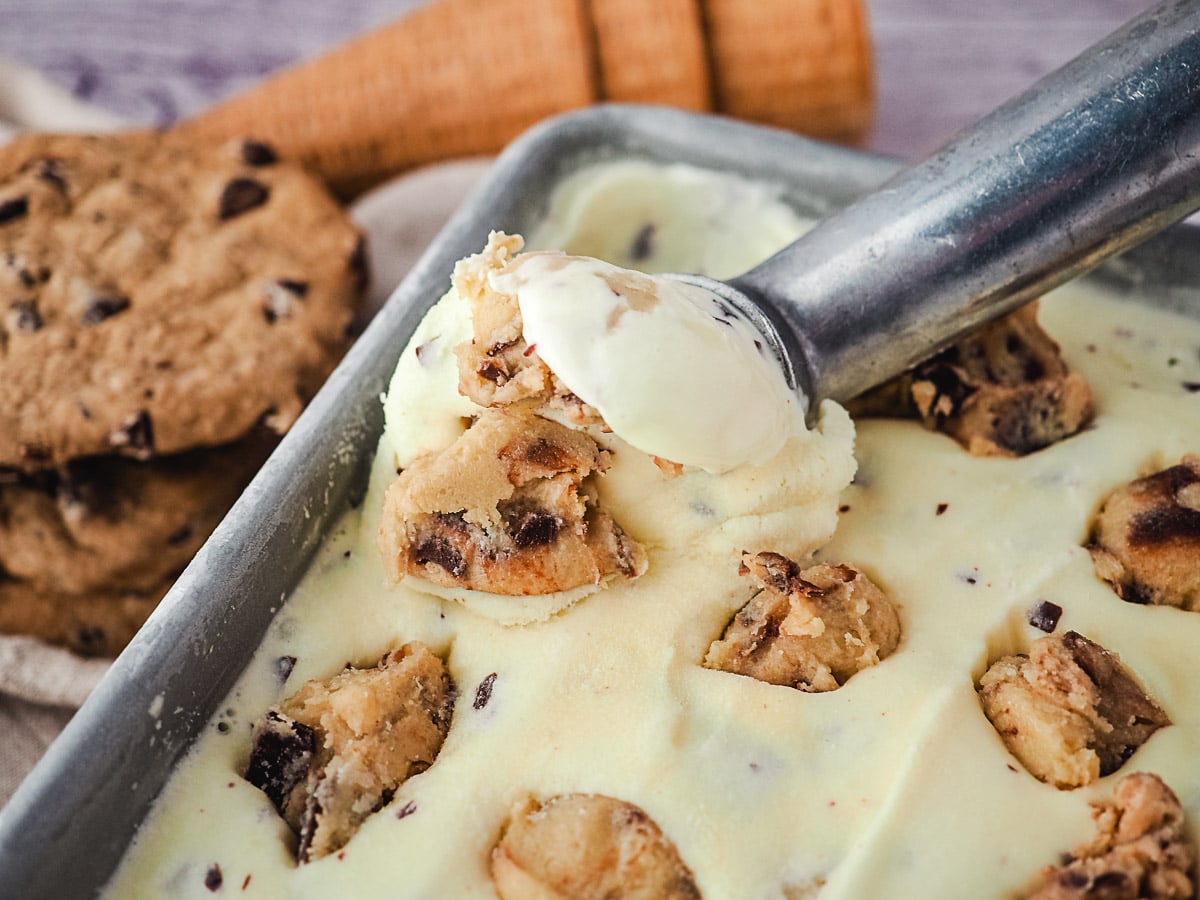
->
[0, 0, 1150, 160]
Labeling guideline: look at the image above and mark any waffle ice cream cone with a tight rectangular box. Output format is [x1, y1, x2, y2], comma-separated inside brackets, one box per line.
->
[179, 0, 873, 198]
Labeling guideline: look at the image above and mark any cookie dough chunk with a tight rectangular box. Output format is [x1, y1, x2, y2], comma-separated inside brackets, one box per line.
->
[379, 407, 646, 596]
[1028, 772, 1194, 899]
[0, 131, 364, 468]
[852, 304, 1094, 456]
[1089, 457, 1200, 611]
[0, 433, 273, 594]
[244, 643, 454, 862]
[491, 794, 700, 900]
[0, 575, 166, 656]
[454, 232, 603, 427]
[704, 552, 900, 692]
[979, 632, 1170, 789]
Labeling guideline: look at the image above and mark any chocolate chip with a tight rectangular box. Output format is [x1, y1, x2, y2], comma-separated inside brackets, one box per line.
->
[276, 655, 297, 684]
[167, 524, 193, 545]
[1183, 381, 1200, 393]
[473, 672, 498, 710]
[75, 625, 106, 655]
[1058, 869, 1090, 889]
[11, 300, 43, 332]
[415, 536, 465, 578]
[510, 511, 560, 548]
[348, 234, 368, 293]
[241, 140, 278, 166]
[1027, 600, 1063, 633]
[476, 360, 506, 384]
[33, 158, 68, 193]
[395, 800, 417, 820]
[936, 502, 949, 516]
[630, 223, 656, 261]
[204, 864, 223, 891]
[18, 443, 50, 463]
[521, 438, 571, 471]
[219, 178, 270, 220]
[82, 294, 130, 325]
[111, 411, 154, 456]
[0, 196, 28, 224]
[1129, 504, 1200, 545]
[245, 712, 316, 813]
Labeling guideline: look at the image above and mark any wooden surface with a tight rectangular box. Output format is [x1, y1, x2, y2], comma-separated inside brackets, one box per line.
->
[0, 0, 1151, 160]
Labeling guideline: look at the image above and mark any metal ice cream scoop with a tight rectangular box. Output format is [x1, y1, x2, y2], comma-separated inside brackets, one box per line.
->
[673, 0, 1200, 412]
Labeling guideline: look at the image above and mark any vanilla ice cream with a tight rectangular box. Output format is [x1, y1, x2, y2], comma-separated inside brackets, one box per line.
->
[104, 160, 1200, 900]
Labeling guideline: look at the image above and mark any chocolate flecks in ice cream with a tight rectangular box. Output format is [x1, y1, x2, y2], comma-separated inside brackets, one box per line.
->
[978, 632, 1170, 789]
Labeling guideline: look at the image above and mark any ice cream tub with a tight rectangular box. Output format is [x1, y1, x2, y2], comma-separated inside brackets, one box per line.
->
[1, 104, 1198, 899]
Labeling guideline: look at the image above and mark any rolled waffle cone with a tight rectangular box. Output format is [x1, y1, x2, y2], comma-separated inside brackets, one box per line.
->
[179, 0, 596, 199]
[179, 0, 873, 199]
[588, 0, 710, 110]
[704, 0, 875, 144]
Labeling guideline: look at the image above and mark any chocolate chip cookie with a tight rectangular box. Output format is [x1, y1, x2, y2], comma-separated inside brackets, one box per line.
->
[0, 574, 169, 657]
[0, 431, 275, 595]
[0, 131, 365, 469]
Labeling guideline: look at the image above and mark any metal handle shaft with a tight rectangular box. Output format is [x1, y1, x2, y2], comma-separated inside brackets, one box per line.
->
[732, 0, 1200, 406]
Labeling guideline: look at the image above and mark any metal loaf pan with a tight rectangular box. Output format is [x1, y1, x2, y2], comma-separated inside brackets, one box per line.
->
[0, 105, 1197, 899]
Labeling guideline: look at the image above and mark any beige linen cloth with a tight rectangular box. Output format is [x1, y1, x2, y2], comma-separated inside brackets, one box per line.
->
[0, 59, 491, 805]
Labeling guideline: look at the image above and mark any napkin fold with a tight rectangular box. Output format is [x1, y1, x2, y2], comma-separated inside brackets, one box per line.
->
[0, 57, 490, 805]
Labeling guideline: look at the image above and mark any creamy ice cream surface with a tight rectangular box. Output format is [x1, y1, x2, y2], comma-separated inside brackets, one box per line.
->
[104, 160, 1200, 899]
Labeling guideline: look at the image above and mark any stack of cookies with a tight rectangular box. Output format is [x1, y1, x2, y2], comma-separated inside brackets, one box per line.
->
[0, 131, 365, 655]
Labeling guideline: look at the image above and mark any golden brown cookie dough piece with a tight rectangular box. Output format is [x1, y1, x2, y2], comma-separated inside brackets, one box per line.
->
[0, 575, 166, 656]
[851, 304, 1094, 457]
[979, 632, 1170, 789]
[704, 552, 900, 692]
[243, 643, 454, 863]
[1028, 772, 1195, 899]
[0, 131, 364, 469]
[1089, 456, 1200, 611]
[491, 794, 700, 900]
[379, 407, 646, 596]
[454, 233, 604, 428]
[0, 433, 273, 595]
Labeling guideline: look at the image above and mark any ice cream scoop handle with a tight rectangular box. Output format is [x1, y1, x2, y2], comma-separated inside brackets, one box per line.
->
[731, 0, 1200, 407]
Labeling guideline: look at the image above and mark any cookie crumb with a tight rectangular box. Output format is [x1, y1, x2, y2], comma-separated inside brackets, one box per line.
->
[979, 632, 1170, 789]
[379, 408, 646, 596]
[491, 794, 699, 900]
[244, 643, 453, 862]
[851, 304, 1094, 456]
[1089, 457, 1200, 611]
[705, 552, 900, 692]
[1027, 772, 1194, 899]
